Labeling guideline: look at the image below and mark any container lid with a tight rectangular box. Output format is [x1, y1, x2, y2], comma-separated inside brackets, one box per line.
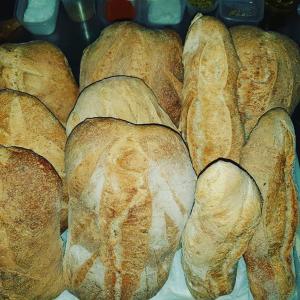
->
[219, 0, 264, 24]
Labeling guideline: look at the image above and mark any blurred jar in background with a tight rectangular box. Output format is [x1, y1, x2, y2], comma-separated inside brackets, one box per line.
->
[265, 0, 298, 11]
[187, 0, 218, 14]
[62, 0, 96, 22]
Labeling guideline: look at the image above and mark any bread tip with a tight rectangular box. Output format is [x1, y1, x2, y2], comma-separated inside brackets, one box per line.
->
[190, 13, 204, 26]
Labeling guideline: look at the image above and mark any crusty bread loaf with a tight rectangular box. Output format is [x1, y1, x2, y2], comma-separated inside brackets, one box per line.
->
[66, 76, 177, 136]
[240, 108, 298, 300]
[63, 117, 196, 299]
[0, 40, 78, 125]
[180, 14, 244, 174]
[182, 159, 262, 300]
[0, 89, 68, 229]
[0, 145, 64, 299]
[80, 22, 183, 126]
[230, 26, 300, 137]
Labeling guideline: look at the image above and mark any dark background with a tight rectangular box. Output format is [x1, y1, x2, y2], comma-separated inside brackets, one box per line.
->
[1, 0, 300, 155]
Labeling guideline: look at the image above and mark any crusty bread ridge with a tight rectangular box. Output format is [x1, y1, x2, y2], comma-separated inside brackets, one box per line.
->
[80, 22, 183, 126]
[182, 159, 262, 299]
[180, 14, 244, 174]
[0, 145, 64, 299]
[240, 108, 298, 299]
[63, 117, 196, 299]
[66, 76, 177, 136]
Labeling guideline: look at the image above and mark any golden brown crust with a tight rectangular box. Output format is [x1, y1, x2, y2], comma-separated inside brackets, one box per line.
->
[0, 89, 68, 229]
[269, 32, 300, 113]
[180, 14, 244, 174]
[63, 117, 196, 299]
[80, 22, 183, 126]
[240, 108, 297, 299]
[66, 76, 177, 136]
[231, 26, 300, 137]
[0, 40, 78, 125]
[0, 145, 64, 299]
[182, 160, 262, 300]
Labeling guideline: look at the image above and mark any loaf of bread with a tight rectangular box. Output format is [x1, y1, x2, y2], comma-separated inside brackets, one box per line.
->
[230, 26, 300, 137]
[0, 145, 64, 299]
[63, 117, 196, 299]
[0, 40, 78, 125]
[0, 89, 68, 229]
[182, 159, 262, 300]
[240, 108, 297, 299]
[180, 14, 244, 174]
[80, 22, 183, 126]
[66, 76, 177, 136]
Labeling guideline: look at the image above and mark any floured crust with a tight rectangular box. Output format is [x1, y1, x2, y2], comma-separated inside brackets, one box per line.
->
[80, 22, 183, 126]
[272, 32, 300, 113]
[0, 40, 78, 125]
[182, 160, 262, 300]
[0, 89, 68, 229]
[240, 108, 298, 299]
[180, 14, 244, 174]
[0, 146, 64, 299]
[63, 117, 196, 299]
[231, 26, 300, 137]
[66, 76, 177, 136]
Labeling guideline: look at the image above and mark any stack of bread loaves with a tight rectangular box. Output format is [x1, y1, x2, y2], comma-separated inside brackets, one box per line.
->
[180, 14, 299, 300]
[63, 25, 197, 298]
[0, 13, 300, 300]
[0, 42, 78, 298]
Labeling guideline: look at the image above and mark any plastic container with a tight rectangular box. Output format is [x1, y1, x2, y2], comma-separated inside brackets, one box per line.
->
[15, 0, 59, 35]
[140, 0, 186, 27]
[97, 0, 185, 27]
[266, 0, 298, 12]
[136, 0, 186, 27]
[62, 0, 96, 22]
[219, 0, 264, 25]
[186, 0, 218, 15]
[97, 0, 141, 25]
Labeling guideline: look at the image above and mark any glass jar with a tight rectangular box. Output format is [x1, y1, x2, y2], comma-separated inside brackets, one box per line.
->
[187, 0, 218, 14]
[265, 0, 298, 11]
[219, 0, 264, 25]
[62, 0, 96, 22]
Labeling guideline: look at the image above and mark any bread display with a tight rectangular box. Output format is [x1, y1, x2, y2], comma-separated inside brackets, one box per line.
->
[182, 160, 262, 300]
[231, 26, 300, 137]
[63, 117, 196, 299]
[0, 89, 68, 229]
[240, 108, 298, 300]
[0, 145, 64, 299]
[0, 13, 299, 299]
[80, 22, 183, 126]
[180, 14, 244, 174]
[0, 40, 78, 125]
[66, 76, 177, 136]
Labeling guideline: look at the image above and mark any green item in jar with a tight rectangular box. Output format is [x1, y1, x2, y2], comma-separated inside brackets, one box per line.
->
[228, 8, 248, 16]
[188, 0, 216, 10]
